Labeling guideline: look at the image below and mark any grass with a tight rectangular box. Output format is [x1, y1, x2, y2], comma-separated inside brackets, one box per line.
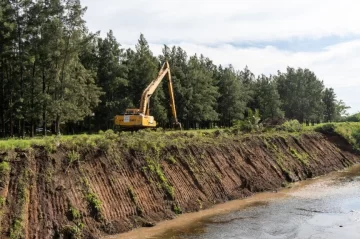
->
[289, 147, 309, 165]
[68, 206, 81, 221]
[85, 192, 103, 220]
[144, 157, 175, 200]
[0, 196, 5, 208]
[127, 186, 143, 215]
[0, 122, 359, 154]
[61, 224, 82, 239]
[10, 168, 29, 239]
[0, 161, 10, 177]
[314, 122, 360, 149]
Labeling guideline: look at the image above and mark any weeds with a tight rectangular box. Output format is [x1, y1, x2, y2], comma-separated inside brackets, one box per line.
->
[0, 161, 10, 177]
[289, 147, 309, 165]
[61, 224, 82, 239]
[127, 186, 143, 215]
[86, 192, 103, 220]
[0, 196, 5, 208]
[10, 169, 28, 239]
[279, 120, 303, 132]
[144, 157, 175, 200]
[172, 203, 182, 215]
[10, 219, 23, 239]
[68, 206, 81, 221]
[315, 122, 360, 149]
[166, 155, 177, 164]
[67, 150, 80, 163]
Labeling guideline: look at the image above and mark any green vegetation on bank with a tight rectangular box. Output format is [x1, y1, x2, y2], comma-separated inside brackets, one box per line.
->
[0, 122, 359, 152]
[314, 122, 360, 150]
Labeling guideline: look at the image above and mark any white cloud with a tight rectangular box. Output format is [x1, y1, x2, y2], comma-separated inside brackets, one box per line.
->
[83, 0, 360, 44]
[82, 0, 360, 113]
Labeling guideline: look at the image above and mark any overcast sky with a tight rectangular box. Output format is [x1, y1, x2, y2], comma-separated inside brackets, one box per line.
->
[82, 0, 360, 114]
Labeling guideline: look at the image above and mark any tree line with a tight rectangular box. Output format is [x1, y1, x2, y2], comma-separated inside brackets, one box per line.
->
[0, 0, 349, 137]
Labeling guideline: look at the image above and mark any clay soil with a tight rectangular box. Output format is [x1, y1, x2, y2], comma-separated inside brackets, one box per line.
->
[0, 132, 358, 238]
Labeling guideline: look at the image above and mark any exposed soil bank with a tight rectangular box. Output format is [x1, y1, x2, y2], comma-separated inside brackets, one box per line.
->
[0, 132, 358, 238]
[109, 164, 360, 239]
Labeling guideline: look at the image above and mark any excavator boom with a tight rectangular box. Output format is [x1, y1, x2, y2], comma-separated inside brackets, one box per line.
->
[114, 61, 181, 130]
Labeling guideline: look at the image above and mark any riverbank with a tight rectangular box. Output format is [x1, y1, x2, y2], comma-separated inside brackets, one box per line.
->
[108, 164, 360, 239]
[0, 124, 359, 238]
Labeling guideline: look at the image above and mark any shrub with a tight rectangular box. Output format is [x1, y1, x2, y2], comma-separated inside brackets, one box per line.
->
[0, 161, 10, 176]
[62, 224, 82, 239]
[86, 192, 102, 220]
[280, 120, 303, 132]
[352, 129, 360, 147]
[232, 109, 262, 132]
[172, 203, 182, 214]
[314, 123, 336, 134]
[0, 196, 5, 207]
[68, 207, 81, 221]
[67, 150, 80, 163]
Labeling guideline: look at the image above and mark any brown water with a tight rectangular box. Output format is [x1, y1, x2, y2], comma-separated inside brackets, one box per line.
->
[106, 164, 360, 239]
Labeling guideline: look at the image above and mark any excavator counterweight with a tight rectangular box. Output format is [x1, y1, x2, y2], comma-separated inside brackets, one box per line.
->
[114, 61, 181, 130]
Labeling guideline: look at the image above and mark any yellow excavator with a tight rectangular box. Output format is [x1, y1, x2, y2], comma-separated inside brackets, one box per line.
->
[114, 61, 181, 130]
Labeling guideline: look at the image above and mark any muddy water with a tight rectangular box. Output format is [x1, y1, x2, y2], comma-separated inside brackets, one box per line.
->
[107, 164, 360, 239]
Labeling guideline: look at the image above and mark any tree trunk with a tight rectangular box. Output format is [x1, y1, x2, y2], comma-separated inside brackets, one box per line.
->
[42, 69, 47, 136]
[56, 114, 61, 135]
[30, 61, 36, 137]
[0, 60, 4, 138]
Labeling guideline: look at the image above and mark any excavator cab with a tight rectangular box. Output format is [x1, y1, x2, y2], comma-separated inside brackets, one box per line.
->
[114, 109, 156, 130]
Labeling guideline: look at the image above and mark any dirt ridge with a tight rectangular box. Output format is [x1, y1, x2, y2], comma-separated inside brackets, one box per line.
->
[0, 132, 358, 238]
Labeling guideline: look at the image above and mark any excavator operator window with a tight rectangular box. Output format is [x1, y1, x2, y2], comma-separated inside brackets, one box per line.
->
[124, 109, 140, 115]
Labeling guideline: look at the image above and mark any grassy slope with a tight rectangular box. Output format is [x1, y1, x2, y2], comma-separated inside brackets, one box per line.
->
[0, 122, 359, 152]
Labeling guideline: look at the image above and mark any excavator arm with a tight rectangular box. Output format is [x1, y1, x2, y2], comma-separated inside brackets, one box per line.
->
[139, 61, 181, 128]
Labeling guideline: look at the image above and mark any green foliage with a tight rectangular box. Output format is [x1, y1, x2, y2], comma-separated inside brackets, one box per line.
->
[68, 207, 81, 221]
[233, 109, 262, 132]
[145, 158, 175, 200]
[217, 66, 248, 125]
[67, 150, 80, 163]
[315, 122, 360, 149]
[0, 196, 5, 208]
[253, 75, 284, 119]
[352, 129, 360, 147]
[10, 219, 23, 239]
[166, 156, 177, 164]
[172, 203, 182, 215]
[127, 187, 137, 204]
[289, 147, 309, 165]
[275, 67, 325, 123]
[127, 186, 143, 215]
[346, 112, 360, 122]
[322, 88, 337, 122]
[61, 224, 82, 239]
[314, 123, 336, 134]
[280, 120, 303, 132]
[0, 161, 10, 177]
[86, 192, 102, 219]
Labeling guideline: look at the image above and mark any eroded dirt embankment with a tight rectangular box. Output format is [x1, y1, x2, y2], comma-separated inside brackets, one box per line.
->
[0, 132, 358, 239]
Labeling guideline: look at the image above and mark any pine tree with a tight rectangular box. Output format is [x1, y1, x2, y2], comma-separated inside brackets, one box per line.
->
[322, 88, 336, 122]
[126, 34, 167, 126]
[186, 55, 219, 128]
[94, 30, 129, 129]
[217, 65, 248, 127]
[254, 74, 283, 119]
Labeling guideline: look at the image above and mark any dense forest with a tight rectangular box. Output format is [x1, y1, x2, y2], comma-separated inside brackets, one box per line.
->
[0, 0, 351, 137]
